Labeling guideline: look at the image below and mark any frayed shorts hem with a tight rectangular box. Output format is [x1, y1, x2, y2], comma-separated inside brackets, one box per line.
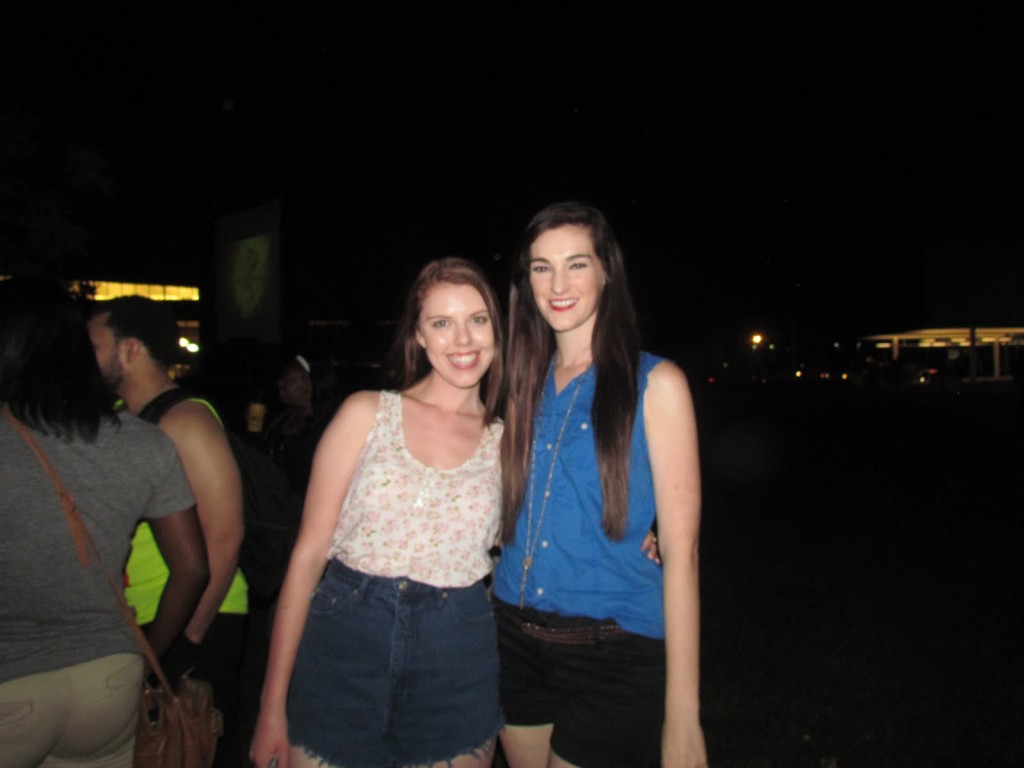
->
[287, 560, 503, 768]
[291, 721, 502, 768]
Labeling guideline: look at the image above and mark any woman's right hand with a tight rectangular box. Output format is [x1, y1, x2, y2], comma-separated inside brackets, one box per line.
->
[249, 707, 290, 768]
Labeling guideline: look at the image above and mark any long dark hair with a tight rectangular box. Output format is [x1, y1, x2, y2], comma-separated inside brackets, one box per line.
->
[387, 257, 505, 424]
[0, 276, 117, 441]
[501, 202, 640, 542]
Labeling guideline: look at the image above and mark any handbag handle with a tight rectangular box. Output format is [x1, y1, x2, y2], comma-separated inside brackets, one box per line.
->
[2, 407, 177, 695]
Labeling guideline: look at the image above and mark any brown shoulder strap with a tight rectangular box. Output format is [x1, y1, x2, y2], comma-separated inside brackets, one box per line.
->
[3, 409, 92, 567]
[1, 407, 175, 693]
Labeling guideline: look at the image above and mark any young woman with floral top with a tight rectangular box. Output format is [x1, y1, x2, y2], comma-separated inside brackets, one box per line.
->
[250, 258, 505, 768]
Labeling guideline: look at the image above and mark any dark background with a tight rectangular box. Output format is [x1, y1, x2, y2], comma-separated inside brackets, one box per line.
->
[3, 3, 1022, 376]
[4, 6, 1023, 766]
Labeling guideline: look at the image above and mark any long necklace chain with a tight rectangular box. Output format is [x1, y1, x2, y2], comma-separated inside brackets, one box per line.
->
[518, 370, 586, 608]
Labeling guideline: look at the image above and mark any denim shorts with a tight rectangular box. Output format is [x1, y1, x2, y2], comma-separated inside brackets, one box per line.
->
[495, 599, 666, 768]
[288, 559, 503, 768]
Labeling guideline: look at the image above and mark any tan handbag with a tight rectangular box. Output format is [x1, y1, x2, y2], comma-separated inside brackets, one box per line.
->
[135, 674, 222, 768]
[3, 409, 223, 768]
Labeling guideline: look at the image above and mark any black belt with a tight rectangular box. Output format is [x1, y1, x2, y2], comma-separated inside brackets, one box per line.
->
[498, 602, 627, 646]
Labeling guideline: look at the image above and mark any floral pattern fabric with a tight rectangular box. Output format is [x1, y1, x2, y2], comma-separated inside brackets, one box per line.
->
[329, 391, 502, 588]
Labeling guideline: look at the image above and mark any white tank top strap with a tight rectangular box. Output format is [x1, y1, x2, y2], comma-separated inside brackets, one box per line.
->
[377, 390, 402, 442]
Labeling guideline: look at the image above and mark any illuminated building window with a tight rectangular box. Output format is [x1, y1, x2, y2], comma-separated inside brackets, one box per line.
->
[75, 281, 200, 301]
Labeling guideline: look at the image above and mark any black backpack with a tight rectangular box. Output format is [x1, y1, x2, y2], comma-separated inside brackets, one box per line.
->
[138, 388, 303, 607]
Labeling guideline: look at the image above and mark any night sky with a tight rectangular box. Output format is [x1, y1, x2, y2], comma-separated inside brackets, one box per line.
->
[3, 4, 1022, 370]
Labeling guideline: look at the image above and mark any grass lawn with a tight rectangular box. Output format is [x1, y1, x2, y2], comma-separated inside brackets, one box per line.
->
[697, 383, 1023, 767]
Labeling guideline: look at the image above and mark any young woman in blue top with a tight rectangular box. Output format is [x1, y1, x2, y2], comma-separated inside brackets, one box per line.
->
[492, 202, 707, 768]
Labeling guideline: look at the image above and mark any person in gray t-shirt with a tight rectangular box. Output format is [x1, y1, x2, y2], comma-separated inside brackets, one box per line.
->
[0, 276, 209, 768]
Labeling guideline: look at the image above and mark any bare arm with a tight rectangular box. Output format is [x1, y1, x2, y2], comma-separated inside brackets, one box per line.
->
[146, 506, 209, 659]
[646, 361, 708, 768]
[159, 401, 244, 643]
[249, 391, 379, 768]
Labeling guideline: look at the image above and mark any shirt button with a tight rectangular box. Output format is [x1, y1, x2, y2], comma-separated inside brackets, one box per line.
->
[397, 580, 408, 591]
[536, 587, 544, 596]
[546, 443, 553, 450]
[581, 422, 589, 430]
[541, 540, 549, 548]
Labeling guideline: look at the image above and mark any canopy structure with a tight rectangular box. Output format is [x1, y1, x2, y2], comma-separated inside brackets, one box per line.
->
[861, 327, 1024, 379]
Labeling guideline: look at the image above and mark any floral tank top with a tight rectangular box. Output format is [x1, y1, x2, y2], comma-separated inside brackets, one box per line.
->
[328, 390, 502, 588]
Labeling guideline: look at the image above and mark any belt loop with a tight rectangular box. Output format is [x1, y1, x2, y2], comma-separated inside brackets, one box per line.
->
[353, 569, 372, 599]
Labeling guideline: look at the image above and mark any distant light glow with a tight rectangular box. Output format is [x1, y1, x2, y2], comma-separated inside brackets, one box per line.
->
[83, 281, 199, 301]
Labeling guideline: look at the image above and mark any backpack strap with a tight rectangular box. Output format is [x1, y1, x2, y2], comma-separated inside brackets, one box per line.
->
[137, 387, 195, 425]
[137, 388, 225, 429]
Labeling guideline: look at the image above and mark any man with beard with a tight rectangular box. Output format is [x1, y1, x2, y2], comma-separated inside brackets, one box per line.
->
[88, 297, 246, 768]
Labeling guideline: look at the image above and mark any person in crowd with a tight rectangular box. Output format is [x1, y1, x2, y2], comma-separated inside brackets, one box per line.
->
[492, 202, 707, 768]
[238, 353, 329, 760]
[263, 354, 332, 496]
[250, 257, 506, 768]
[0, 276, 207, 768]
[87, 296, 247, 768]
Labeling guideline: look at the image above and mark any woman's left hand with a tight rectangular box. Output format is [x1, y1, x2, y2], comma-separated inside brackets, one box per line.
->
[641, 530, 661, 564]
[662, 712, 708, 768]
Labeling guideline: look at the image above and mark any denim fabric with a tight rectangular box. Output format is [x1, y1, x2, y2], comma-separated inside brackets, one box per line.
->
[287, 560, 503, 768]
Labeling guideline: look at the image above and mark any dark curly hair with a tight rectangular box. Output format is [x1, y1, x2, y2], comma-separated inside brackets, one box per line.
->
[95, 296, 181, 368]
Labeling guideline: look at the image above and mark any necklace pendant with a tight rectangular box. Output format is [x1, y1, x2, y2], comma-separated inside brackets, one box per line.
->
[523, 556, 533, 570]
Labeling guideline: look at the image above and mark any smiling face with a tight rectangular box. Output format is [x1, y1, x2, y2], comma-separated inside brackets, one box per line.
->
[528, 224, 607, 341]
[415, 282, 495, 392]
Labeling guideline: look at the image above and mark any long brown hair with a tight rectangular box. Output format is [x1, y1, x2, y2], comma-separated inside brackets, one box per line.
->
[501, 202, 640, 542]
[388, 257, 505, 425]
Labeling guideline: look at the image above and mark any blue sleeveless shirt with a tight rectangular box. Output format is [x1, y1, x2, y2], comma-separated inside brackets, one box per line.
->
[493, 352, 667, 638]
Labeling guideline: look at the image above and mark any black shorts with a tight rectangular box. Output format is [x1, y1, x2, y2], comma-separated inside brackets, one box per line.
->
[495, 599, 666, 768]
